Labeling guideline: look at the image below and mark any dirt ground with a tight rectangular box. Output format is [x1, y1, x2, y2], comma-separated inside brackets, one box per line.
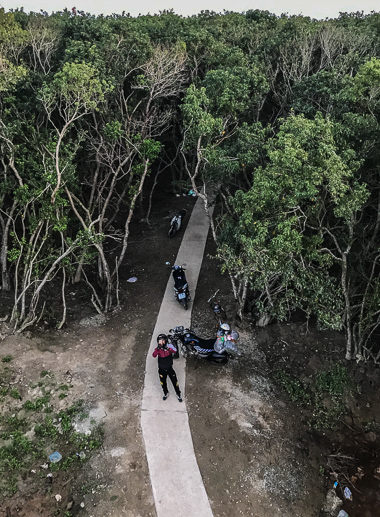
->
[1, 181, 380, 517]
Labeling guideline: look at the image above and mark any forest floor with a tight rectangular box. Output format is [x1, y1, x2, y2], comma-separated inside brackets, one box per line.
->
[1, 184, 380, 517]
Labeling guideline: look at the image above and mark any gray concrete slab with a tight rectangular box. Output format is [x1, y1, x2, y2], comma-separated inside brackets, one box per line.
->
[141, 197, 214, 517]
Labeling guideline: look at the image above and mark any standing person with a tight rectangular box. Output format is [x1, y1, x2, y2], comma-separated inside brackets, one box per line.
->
[152, 334, 182, 402]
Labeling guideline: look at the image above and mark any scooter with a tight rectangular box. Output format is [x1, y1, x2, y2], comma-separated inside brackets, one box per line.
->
[168, 326, 238, 365]
[166, 263, 191, 310]
[168, 209, 187, 237]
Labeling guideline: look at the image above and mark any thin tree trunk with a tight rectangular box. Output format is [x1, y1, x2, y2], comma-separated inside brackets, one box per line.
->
[57, 266, 67, 330]
[115, 159, 150, 271]
[0, 200, 17, 291]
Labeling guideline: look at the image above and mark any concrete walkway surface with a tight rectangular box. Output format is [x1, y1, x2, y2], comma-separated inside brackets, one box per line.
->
[141, 197, 214, 517]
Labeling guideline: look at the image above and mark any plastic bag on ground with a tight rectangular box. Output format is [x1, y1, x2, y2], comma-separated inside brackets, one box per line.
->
[214, 337, 226, 353]
[49, 452, 62, 463]
[230, 329, 239, 341]
[343, 487, 352, 500]
[225, 340, 238, 355]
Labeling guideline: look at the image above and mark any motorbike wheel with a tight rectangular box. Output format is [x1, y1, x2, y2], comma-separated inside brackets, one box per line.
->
[168, 223, 177, 238]
[180, 344, 188, 358]
[181, 298, 188, 310]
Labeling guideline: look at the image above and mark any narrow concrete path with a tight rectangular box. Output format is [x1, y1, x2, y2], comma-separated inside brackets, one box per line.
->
[141, 197, 214, 517]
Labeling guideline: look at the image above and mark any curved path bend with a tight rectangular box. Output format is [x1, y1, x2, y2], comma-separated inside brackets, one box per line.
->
[141, 197, 214, 517]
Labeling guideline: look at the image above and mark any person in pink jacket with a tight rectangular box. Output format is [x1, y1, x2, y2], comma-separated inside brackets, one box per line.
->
[153, 334, 182, 402]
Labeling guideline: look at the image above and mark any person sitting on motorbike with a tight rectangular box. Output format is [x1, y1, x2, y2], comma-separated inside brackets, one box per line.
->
[152, 334, 182, 402]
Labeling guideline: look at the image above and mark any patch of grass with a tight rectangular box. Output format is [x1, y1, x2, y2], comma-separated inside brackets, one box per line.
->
[0, 430, 41, 495]
[3, 477, 17, 497]
[69, 429, 102, 452]
[23, 394, 51, 411]
[78, 483, 94, 495]
[6, 416, 28, 432]
[0, 365, 12, 384]
[10, 388, 21, 400]
[0, 378, 104, 499]
[315, 365, 348, 396]
[311, 365, 349, 431]
[57, 410, 72, 432]
[364, 420, 380, 433]
[274, 370, 311, 404]
[61, 455, 77, 470]
[34, 417, 58, 439]
[1, 355, 13, 363]
[66, 399, 86, 417]
[59, 384, 70, 391]
[311, 401, 346, 431]
[274, 364, 350, 431]
[40, 370, 50, 377]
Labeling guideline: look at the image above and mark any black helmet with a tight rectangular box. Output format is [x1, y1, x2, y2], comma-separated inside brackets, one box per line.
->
[212, 303, 221, 314]
[157, 333, 168, 346]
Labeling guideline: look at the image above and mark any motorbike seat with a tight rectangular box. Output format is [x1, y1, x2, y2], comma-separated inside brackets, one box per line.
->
[194, 345, 214, 354]
[188, 337, 216, 351]
[174, 282, 188, 291]
[199, 337, 216, 348]
[173, 270, 187, 288]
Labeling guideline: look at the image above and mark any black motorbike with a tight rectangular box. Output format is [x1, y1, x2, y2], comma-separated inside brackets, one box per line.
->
[168, 209, 187, 238]
[166, 263, 191, 310]
[168, 326, 238, 365]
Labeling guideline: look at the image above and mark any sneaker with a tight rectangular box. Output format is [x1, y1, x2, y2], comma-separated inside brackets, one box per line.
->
[177, 394, 183, 402]
[163, 393, 169, 401]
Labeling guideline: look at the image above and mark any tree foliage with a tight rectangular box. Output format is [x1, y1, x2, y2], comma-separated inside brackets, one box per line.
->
[0, 7, 380, 362]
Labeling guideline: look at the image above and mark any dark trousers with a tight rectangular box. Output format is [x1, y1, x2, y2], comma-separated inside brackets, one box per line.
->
[159, 367, 181, 396]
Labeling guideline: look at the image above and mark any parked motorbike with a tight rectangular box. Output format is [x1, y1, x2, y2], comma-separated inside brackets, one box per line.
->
[167, 329, 181, 359]
[166, 263, 191, 310]
[168, 209, 187, 237]
[207, 289, 228, 331]
[168, 326, 238, 365]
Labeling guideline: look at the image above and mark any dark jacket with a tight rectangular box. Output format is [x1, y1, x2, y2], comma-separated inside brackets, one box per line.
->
[152, 344, 177, 370]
